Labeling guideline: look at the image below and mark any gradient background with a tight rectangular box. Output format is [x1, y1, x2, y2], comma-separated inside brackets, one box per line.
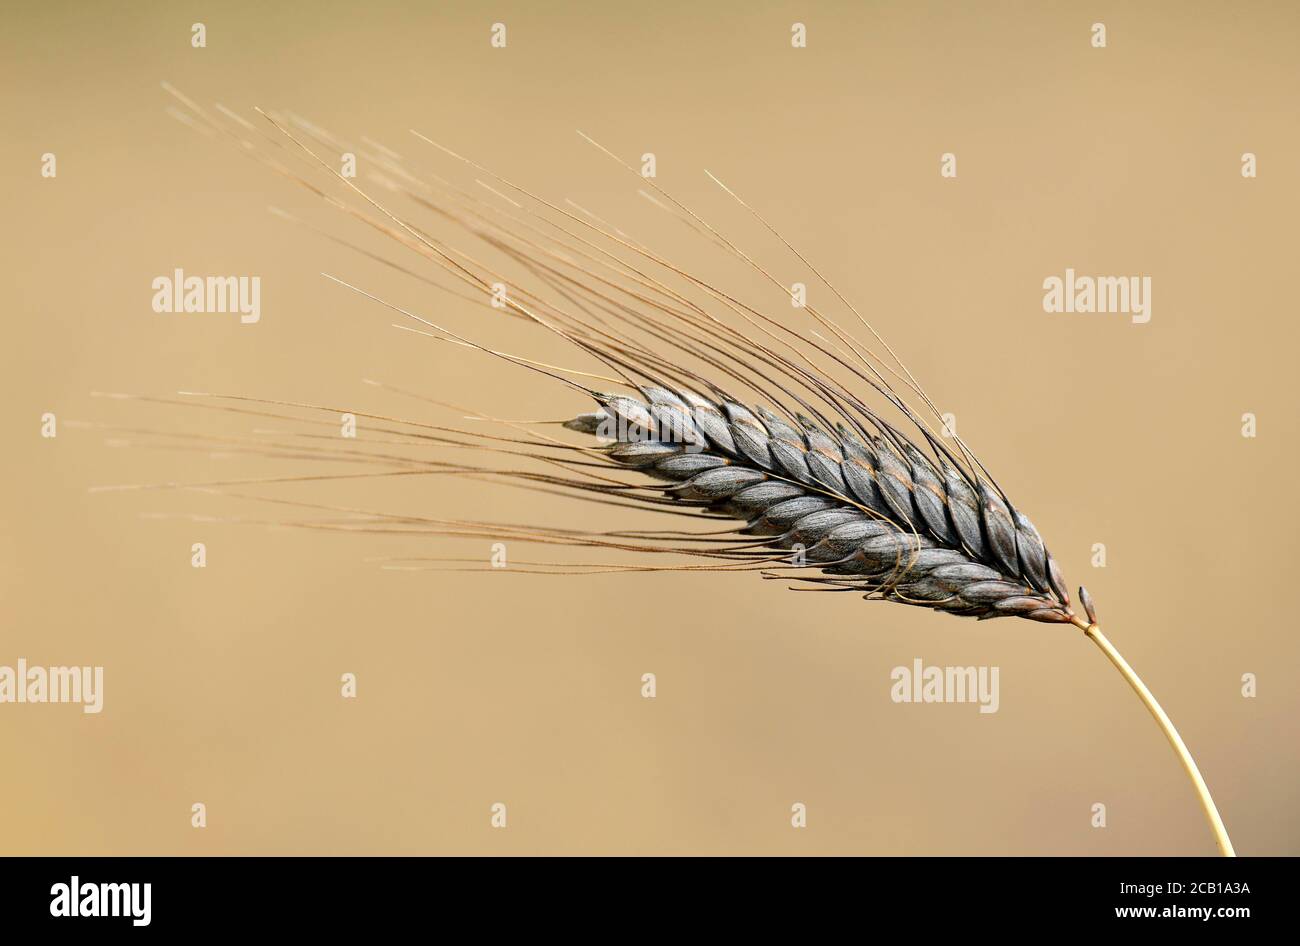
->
[3, 1, 1297, 855]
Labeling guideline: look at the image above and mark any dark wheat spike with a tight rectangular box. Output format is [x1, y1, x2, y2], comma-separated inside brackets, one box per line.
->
[571, 386, 1074, 624]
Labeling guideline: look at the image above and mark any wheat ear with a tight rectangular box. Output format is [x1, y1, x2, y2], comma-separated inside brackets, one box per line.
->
[148, 92, 1237, 855]
[563, 387, 1236, 855]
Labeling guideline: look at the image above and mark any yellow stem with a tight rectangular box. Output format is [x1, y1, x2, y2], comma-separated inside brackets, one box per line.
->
[1073, 618, 1236, 856]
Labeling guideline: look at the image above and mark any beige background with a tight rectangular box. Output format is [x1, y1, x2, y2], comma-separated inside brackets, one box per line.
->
[2, 1, 1297, 855]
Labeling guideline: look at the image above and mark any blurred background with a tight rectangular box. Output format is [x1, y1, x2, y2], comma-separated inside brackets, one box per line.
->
[2, 0, 1297, 855]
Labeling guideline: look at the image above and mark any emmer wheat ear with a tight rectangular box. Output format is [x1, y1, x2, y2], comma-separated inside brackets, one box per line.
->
[143, 90, 1236, 855]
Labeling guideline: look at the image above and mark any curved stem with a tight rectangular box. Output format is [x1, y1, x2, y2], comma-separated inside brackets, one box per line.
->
[1073, 618, 1236, 856]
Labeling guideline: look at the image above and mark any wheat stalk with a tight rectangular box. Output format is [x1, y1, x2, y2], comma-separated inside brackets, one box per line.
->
[146, 91, 1236, 855]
